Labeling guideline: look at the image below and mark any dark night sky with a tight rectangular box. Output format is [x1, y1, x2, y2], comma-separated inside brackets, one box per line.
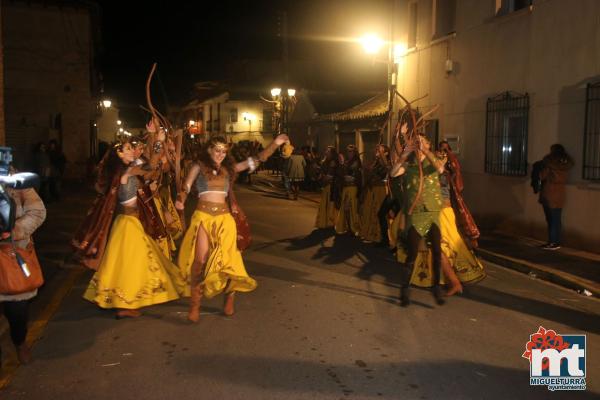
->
[98, 0, 390, 124]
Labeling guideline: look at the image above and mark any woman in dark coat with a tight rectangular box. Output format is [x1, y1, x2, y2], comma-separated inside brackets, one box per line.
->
[539, 144, 574, 250]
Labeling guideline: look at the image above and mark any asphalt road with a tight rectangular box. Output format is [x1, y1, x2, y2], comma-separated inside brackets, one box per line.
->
[2, 184, 599, 399]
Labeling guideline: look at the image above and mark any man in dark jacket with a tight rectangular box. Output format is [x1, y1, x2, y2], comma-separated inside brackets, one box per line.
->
[539, 144, 574, 250]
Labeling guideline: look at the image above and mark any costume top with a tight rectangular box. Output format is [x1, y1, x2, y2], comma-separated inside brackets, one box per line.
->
[403, 157, 444, 214]
[184, 163, 231, 196]
[118, 175, 139, 204]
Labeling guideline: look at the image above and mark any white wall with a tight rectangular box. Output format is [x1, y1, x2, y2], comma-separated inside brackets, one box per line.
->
[393, 0, 600, 251]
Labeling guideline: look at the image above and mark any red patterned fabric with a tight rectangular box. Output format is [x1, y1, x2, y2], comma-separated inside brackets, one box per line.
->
[227, 180, 251, 251]
[71, 173, 120, 270]
[446, 151, 480, 246]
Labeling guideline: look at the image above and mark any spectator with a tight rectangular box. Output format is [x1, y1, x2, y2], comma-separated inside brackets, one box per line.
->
[48, 139, 66, 201]
[539, 144, 574, 250]
[0, 167, 47, 367]
[32, 143, 51, 202]
[283, 145, 305, 200]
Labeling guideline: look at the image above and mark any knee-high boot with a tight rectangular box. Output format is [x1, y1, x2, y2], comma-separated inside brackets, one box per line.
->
[400, 262, 414, 307]
[188, 261, 205, 323]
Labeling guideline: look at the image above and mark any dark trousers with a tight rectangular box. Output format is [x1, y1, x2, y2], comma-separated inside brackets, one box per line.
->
[1, 300, 29, 357]
[542, 204, 562, 244]
[377, 196, 402, 244]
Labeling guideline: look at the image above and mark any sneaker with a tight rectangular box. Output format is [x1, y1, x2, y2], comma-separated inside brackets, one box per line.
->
[542, 243, 561, 250]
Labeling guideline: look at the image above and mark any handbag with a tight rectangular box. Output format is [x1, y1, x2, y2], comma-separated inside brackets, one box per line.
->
[0, 239, 44, 295]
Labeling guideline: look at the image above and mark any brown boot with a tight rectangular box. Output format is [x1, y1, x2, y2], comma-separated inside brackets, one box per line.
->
[188, 261, 205, 323]
[16, 344, 32, 365]
[441, 256, 463, 296]
[223, 292, 235, 316]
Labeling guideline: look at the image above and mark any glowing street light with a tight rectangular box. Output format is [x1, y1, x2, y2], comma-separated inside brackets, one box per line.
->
[101, 99, 112, 108]
[360, 33, 384, 54]
[394, 43, 408, 63]
[119, 128, 124, 133]
[117, 120, 122, 126]
[189, 120, 196, 127]
[287, 88, 296, 97]
[271, 87, 282, 97]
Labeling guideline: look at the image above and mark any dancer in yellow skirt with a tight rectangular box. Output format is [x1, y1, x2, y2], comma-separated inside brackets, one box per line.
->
[359, 144, 390, 242]
[315, 146, 339, 229]
[83, 137, 185, 318]
[176, 134, 288, 322]
[334, 145, 362, 235]
[396, 206, 485, 291]
[395, 140, 485, 296]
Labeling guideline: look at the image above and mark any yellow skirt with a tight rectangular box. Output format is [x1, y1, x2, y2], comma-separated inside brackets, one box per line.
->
[389, 211, 405, 247]
[315, 184, 337, 229]
[177, 210, 257, 299]
[359, 185, 387, 242]
[397, 207, 486, 287]
[334, 186, 361, 235]
[83, 215, 185, 309]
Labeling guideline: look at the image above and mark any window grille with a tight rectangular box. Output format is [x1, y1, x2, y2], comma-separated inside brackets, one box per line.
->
[583, 81, 600, 180]
[485, 91, 529, 176]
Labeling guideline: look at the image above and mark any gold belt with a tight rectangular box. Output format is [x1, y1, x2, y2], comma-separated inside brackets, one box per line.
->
[196, 201, 229, 216]
[118, 206, 138, 217]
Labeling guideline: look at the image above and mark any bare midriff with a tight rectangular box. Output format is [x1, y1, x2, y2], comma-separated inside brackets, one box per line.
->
[197, 191, 228, 204]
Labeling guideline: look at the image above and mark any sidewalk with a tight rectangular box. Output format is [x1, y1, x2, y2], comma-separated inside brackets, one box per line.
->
[251, 171, 600, 298]
[476, 233, 600, 298]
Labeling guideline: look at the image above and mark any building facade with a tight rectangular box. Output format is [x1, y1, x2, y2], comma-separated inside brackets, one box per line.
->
[390, 0, 600, 250]
[1, 0, 99, 175]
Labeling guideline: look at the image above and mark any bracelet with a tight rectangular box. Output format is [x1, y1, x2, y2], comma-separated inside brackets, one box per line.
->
[153, 141, 164, 154]
[247, 157, 257, 172]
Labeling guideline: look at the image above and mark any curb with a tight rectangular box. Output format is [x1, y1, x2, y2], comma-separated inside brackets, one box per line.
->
[476, 248, 600, 299]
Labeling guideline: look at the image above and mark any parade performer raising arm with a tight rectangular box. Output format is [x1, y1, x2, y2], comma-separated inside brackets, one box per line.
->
[176, 134, 288, 323]
[80, 133, 185, 319]
[391, 132, 446, 307]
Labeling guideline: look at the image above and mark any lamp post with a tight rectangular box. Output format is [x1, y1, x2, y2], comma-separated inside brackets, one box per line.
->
[360, 32, 398, 146]
[270, 87, 296, 136]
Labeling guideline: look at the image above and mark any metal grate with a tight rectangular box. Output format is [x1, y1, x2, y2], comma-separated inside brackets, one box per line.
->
[583, 81, 600, 180]
[485, 91, 529, 176]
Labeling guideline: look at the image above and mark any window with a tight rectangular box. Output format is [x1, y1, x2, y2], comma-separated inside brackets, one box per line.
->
[495, 0, 532, 16]
[583, 81, 600, 180]
[262, 109, 274, 132]
[408, 1, 418, 48]
[485, 91, 529, 176]
[424, 119, 439, 149]
[229, 107, 238, 123]
[432, 0, 456, 39]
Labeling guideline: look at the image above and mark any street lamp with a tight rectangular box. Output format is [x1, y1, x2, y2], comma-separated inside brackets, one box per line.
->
[101, 99, 112, 108]
[360, 33, 384, 54]
[270, 87, 296, 135]
[271, 88, 282, 97]
[242, 112, 256, 133]
[360, 30, 402, 146]
[116, 120, 122, 126]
